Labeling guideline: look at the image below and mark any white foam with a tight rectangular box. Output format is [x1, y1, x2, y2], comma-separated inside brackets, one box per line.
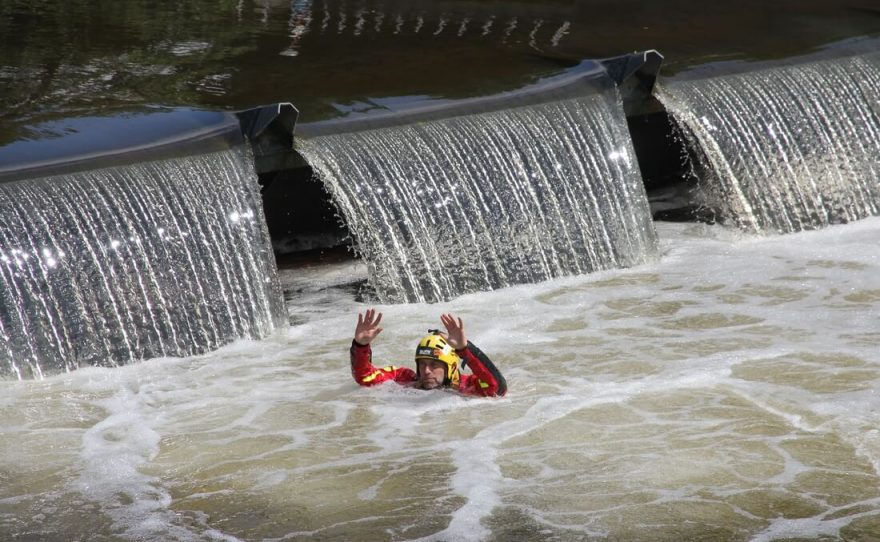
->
[4, 218, 880, 539]
[72, 377, 185, 539]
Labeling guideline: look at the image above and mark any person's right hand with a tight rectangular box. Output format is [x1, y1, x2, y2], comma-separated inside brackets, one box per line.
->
[354, 308, 383, 345]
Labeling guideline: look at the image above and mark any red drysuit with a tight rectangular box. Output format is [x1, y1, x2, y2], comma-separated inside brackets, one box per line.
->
[350, 340, 507, 397]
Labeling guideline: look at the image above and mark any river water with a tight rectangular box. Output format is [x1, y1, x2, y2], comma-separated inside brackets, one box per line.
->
[2, 1, 880, 540]
[2, 218, 879, 541]
[2, 0, 879, 143]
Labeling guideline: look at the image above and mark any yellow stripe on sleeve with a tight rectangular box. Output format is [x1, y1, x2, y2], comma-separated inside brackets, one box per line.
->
[362, 366, 397, 383]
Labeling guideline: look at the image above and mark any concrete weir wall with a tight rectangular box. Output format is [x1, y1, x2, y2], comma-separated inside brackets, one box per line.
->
[4, 48, 878, 258]
[4, 47, 880, 376]
[261, 51, 669, 253]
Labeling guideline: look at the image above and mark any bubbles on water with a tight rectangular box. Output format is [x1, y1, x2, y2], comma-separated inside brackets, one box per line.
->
[276, 0, 574, 56]
[196, 73, 232, 97]
[482, 16, 495, 36]
[166, 41, 212, 57]
[3, 220, 880, 539]
[528, 19, 544, 51]
[550, 21, 570, 48]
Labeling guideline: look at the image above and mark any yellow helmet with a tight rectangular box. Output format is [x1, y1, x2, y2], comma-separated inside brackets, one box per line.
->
[414, 332, 461, 387]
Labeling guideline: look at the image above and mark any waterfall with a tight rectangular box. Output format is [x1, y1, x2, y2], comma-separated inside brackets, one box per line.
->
[298, 91, 658, 303]
[0, 146, 286, 379]
[659, 52, 880, 234]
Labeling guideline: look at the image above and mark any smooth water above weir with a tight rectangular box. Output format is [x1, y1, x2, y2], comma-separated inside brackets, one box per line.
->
[0, 146, 285, 379]
[299, 92, 658, 303]
[3, 0, 878, 136]
[659, 52, 880, 234]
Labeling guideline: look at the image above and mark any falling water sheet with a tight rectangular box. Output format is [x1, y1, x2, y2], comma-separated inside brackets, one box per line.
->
[658, 51, 880, 234]
[299, 91, 659, 304]
[0, 146, 286, 379]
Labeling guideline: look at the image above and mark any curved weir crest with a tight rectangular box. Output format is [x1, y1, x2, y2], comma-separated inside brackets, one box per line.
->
[0, 146, 286, 379]
[659, 51, 880, 234]
[298, 90, 659, 304]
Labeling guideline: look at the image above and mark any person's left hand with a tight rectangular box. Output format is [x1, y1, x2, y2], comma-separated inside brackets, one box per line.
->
[441, 313, 467, 350]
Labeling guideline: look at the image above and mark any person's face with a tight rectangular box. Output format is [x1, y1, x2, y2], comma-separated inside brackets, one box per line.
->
[417, 359, 447, 390]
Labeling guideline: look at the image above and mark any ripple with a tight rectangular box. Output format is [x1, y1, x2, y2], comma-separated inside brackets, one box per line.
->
[659, 312, 765, 330]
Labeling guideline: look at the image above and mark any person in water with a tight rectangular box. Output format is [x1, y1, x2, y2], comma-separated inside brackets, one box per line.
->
[350, 308, 507, 397]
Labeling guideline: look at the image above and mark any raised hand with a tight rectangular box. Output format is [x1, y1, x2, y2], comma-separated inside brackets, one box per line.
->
[354, 308, 383, 345]
[440, 313, 467, 350]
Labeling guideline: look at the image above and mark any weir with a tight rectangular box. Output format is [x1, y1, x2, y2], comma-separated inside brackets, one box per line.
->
[0, 145, 286, 380]
[657, 51, 880, 234]
[17, 46, 880, 374]
[298, 79, 659, 303]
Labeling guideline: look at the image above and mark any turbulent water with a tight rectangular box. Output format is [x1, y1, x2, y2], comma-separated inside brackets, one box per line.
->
[2, 218, 879, 540]
[0, 147, 286, 379]
[659, 52, 880, 234]
[298, 92, 658, 304]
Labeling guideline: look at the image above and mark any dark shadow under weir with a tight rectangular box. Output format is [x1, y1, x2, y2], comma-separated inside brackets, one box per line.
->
[657, 51, 880, 234]
[297, 70, 659, 303]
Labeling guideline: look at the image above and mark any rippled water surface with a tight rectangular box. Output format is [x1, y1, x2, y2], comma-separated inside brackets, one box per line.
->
[2, 219, 879, 540]
[2, 0, 879, 144]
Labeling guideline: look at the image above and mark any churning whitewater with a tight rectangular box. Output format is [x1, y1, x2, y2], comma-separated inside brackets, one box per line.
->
[2, 219, 879, 541]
